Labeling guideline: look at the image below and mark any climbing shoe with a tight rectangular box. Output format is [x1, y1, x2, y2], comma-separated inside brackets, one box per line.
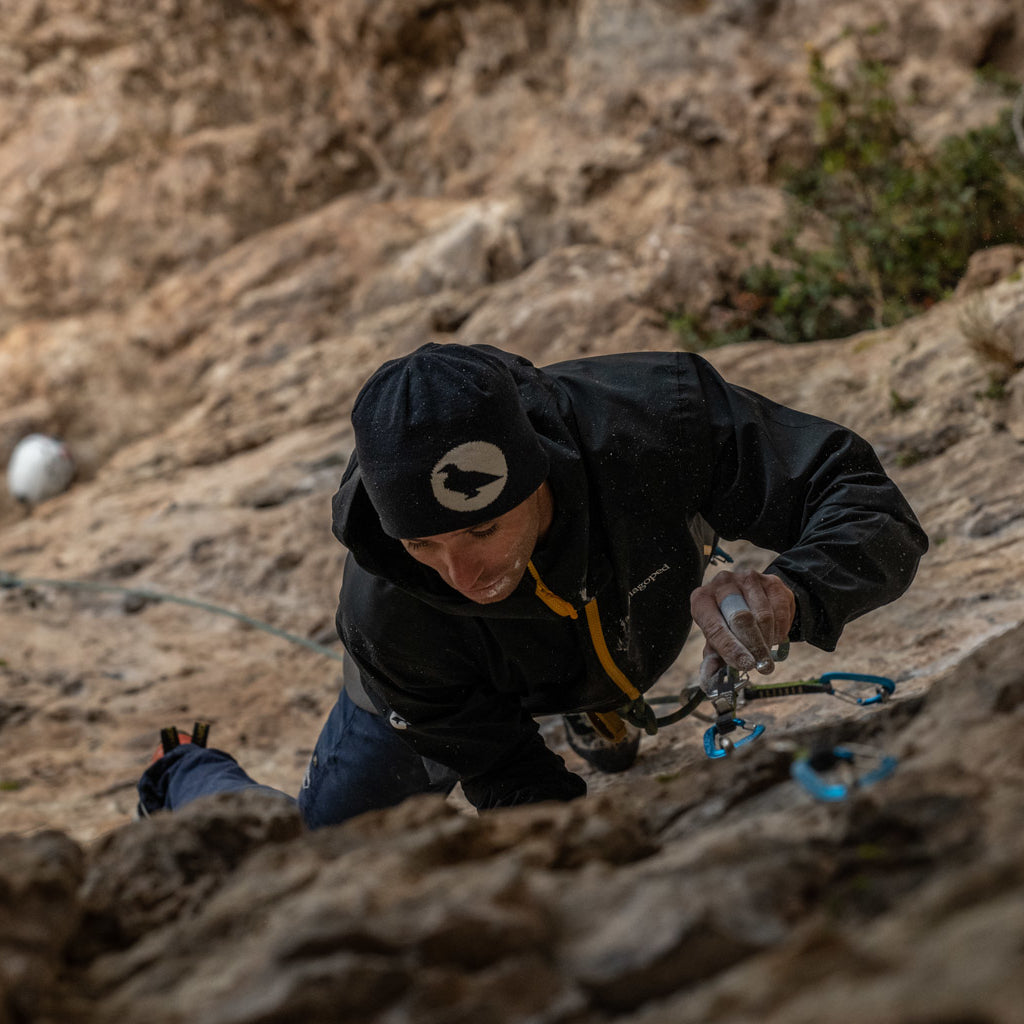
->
[135, 721, 211, 819]
[563, 711, 641, 773]
[148, 721, 212, 764]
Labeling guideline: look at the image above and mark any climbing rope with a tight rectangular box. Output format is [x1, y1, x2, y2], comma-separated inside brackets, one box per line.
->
[0, 569, 345, 663]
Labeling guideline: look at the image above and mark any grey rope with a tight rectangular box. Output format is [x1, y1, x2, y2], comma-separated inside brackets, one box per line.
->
[0, 569, 346, 663]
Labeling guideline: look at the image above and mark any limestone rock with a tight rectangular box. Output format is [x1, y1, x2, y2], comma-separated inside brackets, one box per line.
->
[2, 0, 1024, 1020]
[0, 831, 85, 1024]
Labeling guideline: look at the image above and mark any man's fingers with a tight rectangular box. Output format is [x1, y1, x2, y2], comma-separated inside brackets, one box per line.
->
[691, 570, 796, 675]
[691, 587, 755, 671]
[699, 651, 726, 691]
[697, 615, 757, 673]
[718, 590, 773, 671]
[719, 593, 750, 621]
[743, 589, 780, 672]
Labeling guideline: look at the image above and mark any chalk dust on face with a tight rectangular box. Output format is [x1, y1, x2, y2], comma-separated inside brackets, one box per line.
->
[401, 484, 553, 605]
[466, 555, 526, 603]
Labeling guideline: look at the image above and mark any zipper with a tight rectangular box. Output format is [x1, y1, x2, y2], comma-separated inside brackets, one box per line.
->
[526, 560, 641, 703]
[527, 560, 578, 619]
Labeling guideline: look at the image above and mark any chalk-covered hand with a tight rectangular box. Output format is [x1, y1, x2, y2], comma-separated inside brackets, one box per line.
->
[690, 569, 795, 687]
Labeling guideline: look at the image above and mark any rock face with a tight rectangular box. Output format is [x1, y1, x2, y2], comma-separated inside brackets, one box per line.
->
[6, 625, 1024, 1023]
[2, 1, 1024, 1021]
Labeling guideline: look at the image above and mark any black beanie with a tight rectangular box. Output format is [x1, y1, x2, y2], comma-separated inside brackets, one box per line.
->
[351, 344, 550, 539]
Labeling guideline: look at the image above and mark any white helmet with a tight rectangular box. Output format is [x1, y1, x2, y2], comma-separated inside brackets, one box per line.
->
[6, 434, 76, 505]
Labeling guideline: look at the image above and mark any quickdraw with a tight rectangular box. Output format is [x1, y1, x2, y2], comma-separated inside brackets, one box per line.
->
[616, 641, 897, 770]
[703, 717, 765, 759]
[790, 744, 899, 801]
[743, 671, 896, 707]
[699, 658, 896, 761]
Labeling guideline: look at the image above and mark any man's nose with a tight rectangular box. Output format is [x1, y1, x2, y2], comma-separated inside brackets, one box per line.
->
[442, 548, 483, 590]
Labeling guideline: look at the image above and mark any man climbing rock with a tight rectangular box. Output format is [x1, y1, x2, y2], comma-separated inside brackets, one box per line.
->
[138, 343, 928, 825]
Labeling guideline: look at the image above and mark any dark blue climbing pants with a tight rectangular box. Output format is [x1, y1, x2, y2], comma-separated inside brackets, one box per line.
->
[136, 688, 458, 829]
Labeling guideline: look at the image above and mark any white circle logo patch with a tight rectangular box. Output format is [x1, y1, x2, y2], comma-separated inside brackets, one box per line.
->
[431, 441, 508, 512]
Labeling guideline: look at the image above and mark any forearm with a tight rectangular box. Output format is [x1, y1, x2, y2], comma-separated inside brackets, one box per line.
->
[460, 731, 587, 810]
[690, 358, 928, 650]
[766, 508, 927, 650]
[376, 690, 587, 811]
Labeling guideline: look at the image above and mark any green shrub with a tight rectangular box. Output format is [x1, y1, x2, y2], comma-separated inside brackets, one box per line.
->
[671, 49, 1024, 348]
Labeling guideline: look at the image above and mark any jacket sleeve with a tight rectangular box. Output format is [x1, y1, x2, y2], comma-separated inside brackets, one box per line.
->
[338, 555, 586, 810]
[683, 355, 929, 651]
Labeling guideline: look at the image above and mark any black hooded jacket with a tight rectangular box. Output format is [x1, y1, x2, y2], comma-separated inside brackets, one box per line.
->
[332, 348, 928, 809]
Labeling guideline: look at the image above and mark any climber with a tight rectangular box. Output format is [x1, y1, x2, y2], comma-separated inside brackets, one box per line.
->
[137, 343, 928, 825]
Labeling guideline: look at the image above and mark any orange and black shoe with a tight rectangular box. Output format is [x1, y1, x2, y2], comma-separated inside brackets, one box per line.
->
[135, 721, 212, 818]
[148, 721, 212, 764]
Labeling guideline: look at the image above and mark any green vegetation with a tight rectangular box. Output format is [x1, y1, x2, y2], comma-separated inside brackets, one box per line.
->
[666, 310, 751, 351]
[888, 389, 916, 415]
[671, 51, 1024, 348]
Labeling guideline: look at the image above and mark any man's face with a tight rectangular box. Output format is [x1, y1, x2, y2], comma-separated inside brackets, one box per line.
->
[400, 483, 552, 604]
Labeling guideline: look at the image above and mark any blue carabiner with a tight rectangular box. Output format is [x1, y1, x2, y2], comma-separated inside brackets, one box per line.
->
[819, 671, 895, 706]
[703, 718, 766, 759]
[790, 746, 898, 801]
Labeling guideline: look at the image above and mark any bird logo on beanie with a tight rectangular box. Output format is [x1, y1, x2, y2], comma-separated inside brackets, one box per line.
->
[431, 441, 508, 512]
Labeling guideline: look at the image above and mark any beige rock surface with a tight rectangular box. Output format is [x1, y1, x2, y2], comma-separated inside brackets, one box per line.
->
[1, 1, 1024, 1020]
